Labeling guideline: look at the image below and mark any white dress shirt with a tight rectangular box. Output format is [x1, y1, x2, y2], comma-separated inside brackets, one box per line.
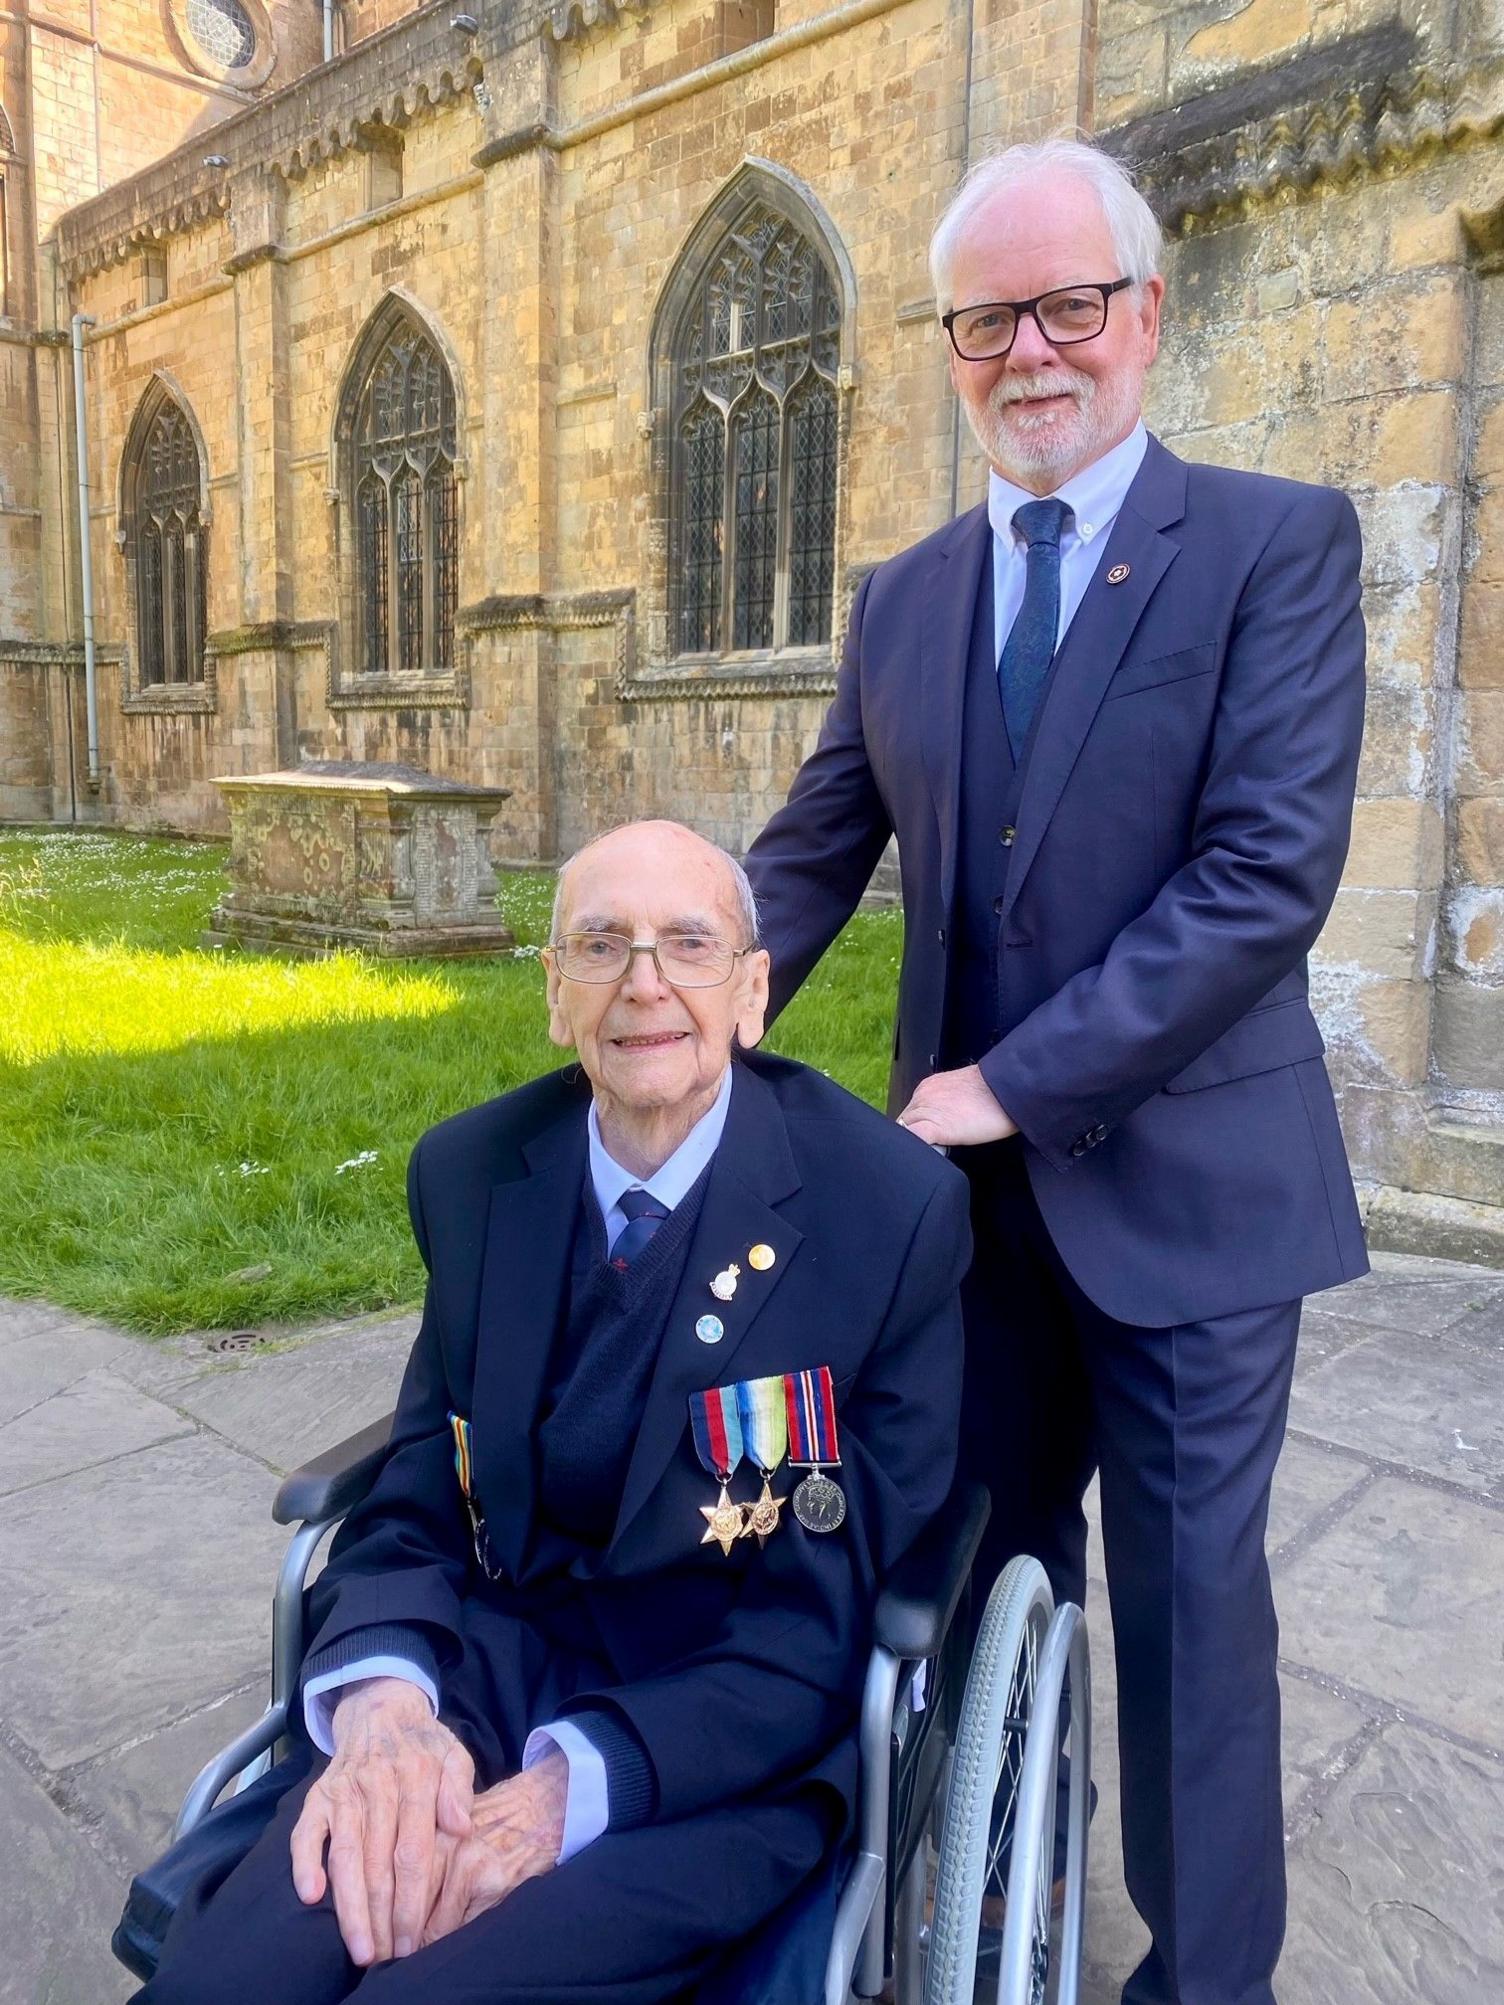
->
[304, 1065, 737, 1863]
[989, 420, 1149, 665]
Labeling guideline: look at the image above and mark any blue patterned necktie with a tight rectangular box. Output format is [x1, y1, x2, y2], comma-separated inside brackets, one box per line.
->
[611, 1186, 670, 1270]
[999, 498, 1071, 759]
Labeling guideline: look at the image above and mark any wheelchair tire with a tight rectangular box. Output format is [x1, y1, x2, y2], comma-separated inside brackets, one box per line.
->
[923, 1555, 1079, 2005]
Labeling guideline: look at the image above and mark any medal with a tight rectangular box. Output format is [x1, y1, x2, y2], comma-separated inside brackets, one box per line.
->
[711, 1262, 740, 1302]
[748, 1243, 776, 1272]
[736, 1375, 789, 1546]
[784, 1367, 847, 1534]
[689, 1384, 748, 1554]
[448, 1411, 506, 1580]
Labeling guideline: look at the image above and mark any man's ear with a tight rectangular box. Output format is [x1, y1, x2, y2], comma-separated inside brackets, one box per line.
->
[735, 949, 771, 1050]
[542, 951, 574, 1051]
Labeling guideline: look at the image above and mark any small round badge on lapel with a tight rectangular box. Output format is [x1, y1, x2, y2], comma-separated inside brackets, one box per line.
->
[748, 1244, 776, 1271]
[695, 1314, 725, 1345]
[1106, 562, 1131, 585]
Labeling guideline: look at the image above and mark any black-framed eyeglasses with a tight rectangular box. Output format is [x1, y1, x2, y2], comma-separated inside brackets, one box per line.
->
[549, 931, 754, 989]
[942, 278, 1136, 361]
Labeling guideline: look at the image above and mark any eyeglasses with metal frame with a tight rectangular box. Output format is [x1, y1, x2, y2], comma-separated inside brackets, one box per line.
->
[942, 277, 1136, 361]
[550, 931, 755, 988]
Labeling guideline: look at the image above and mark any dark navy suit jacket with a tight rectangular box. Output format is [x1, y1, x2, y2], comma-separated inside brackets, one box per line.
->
[302, 1052, 968, 1830]
[746, 435, 1370, 1328]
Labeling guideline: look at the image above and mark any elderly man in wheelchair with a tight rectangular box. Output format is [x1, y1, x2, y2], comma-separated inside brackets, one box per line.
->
[118, 819, 1090, 2005]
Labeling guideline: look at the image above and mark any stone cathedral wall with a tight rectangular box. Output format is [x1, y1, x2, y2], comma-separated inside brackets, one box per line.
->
[6, 0, 1504, 1252]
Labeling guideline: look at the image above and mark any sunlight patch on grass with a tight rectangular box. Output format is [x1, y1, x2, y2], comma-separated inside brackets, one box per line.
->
[0, 929, 458, 1065]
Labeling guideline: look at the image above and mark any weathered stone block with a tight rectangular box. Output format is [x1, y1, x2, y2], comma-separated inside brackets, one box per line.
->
[1457, 797, 1504, 883]
[1322, 276, 1466, 403]
[1444, 887, 1504, 981]
[1356, 975, 1433, 1086]
[1460, 585, 1504, 685]
[1315, 887, 1435, 983]
[1433, 983, 1504, 1092]
[209, 763, 515, 957]
[1344, 797, 1444, 890]
[1457, 691, 1504, 795]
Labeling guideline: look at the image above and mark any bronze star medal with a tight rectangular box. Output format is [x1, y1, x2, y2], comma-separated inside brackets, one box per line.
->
[743, 1476, 789, 1548]
[701, 1481, 747, 1555]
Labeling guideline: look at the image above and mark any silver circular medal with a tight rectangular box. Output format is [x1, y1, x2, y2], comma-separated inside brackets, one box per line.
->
[792, 1471, 846, 1534]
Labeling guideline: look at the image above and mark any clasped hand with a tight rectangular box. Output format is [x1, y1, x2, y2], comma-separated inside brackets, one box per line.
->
[290, 1677, 567, 1967]
[898, 1063, 1017, 1148]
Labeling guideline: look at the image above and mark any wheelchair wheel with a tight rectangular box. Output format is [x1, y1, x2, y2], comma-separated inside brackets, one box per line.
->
[924, 1557, 1089, 2005]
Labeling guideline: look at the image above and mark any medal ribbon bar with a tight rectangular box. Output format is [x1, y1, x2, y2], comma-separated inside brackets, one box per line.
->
[735, 1374, 788, 1474]
[785, 1365, 840, 1467]
[689, 1382, 744, 1482]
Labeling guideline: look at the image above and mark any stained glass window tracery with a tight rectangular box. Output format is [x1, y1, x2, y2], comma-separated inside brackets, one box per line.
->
[349, 315, 459, 677]
[130, 395, 205, 686]
[670, 200, 842, 657]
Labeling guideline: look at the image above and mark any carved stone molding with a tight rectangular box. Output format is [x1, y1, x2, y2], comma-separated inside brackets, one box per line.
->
[1105, 41, 1504, 235]
[547, 0, 651, 45]
[461, 588, 636, 690]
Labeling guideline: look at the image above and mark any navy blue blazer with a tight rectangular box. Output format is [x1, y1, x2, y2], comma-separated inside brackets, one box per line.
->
[302, 1052, 968, 1828]
[747, 435, 1370, 1327]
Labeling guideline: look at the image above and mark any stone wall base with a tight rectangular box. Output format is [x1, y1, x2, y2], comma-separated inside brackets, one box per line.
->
[1359, 1184, 1504, 1271]
[203, 912, 515, 959]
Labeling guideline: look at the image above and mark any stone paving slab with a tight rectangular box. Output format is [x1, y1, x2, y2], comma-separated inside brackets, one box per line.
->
[0, 1369, 193, 1498]
[1281, 1722, 1504, 2002]
[1332, 1253, 1504, 1339]
[169, 1311, 417, 1474]
[1291, 1325, 1504, 1499]
[0, 1432, 289, 1769]
[63, 1682, 268, 1868]
[0, 1739, 134, 2005]
[1277, 1476, 1504, 1748]
[0, 1321, 142, 1425]
[1266, 1433, 1371, 1554]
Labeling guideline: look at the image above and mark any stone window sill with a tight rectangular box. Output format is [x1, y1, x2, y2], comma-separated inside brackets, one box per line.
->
[328, 670, 469, 711]
[621, 647, 836, 701]
[122, 680, 216, 715]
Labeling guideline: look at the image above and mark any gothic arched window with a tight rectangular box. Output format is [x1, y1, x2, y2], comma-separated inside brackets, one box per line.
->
[347, 311, 459, 677]
[669, 200, 843, 658]
[126, 390, 206, 686]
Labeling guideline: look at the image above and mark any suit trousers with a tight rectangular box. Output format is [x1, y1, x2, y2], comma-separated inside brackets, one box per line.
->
[135, 1753, 831, 2005]
[960, 1139, 1298, 2005]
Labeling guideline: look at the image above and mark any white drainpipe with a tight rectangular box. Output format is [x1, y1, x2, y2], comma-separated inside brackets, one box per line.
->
[69, 312, 101, 790]
[323, 0, 335, 61]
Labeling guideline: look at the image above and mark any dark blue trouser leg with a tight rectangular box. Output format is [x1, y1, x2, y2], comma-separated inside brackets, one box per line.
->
[958, 1142, 1296, 2005]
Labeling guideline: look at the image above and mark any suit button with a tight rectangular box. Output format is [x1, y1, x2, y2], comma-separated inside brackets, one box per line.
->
[937, 927, 946, 946]
[1005, 932, 1031, 948]
[1091, 1124, 1108, 1143]
[1070, 1140, 1087, 1157]
[928, 1053, 937, 1069]
[999, 826, 1016, 847]
[992, 896, 1005, 915]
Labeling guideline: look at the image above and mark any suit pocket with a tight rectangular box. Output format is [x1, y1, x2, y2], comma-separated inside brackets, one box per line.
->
[1104, 642, 1217, 701]
[1162, 999, 1326, 1093]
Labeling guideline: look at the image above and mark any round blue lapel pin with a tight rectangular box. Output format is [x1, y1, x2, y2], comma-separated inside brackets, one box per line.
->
[695, 1314, 725, 1345]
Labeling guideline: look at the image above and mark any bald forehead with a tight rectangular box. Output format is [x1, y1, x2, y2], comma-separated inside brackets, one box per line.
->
[557, 822, 744, 932]
[960, 172, 1114, 258]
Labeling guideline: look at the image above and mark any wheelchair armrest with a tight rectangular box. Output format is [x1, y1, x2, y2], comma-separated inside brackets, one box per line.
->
[272, 1412, 394, 1526]
[874, 1479, 990, 1660]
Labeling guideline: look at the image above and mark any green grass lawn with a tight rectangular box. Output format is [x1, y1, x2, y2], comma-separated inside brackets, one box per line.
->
[0, 829, 899, 1333]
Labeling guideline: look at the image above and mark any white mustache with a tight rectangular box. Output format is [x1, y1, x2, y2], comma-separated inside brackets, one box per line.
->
[990, 370, 1095, 410]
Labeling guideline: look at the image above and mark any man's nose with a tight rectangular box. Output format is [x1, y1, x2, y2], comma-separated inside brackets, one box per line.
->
[619, 943, 672, 1000]
[1006, 310, 1057, 370]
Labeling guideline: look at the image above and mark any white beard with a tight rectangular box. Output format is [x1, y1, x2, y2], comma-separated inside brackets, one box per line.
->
[963, 365, 1142, 488]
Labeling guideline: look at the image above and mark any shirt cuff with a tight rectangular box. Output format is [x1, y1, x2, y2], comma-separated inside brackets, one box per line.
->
[524, 1718, 609, 1864]
[302, 1656, 440, 1757]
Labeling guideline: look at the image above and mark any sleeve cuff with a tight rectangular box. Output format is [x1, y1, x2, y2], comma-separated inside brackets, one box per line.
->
[523, 1718, 609, 1863]
[301, 1624, 441, 1756]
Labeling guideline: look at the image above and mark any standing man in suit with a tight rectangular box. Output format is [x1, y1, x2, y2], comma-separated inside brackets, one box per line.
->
[745, 138, 1369, 2005]
[139, 819, 967, 2005]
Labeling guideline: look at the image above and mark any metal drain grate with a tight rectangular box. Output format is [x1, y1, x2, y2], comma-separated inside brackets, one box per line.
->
[207, 1330, 264, 1354]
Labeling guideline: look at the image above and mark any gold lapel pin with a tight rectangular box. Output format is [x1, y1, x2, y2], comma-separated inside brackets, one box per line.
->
[748, 1244, 776, 1272]
[711, 1262, 740, 1302]
[1106, 562, 1131, 585]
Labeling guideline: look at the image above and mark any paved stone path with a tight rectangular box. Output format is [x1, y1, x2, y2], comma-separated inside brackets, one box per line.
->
[1, 1253, 1501, 2003]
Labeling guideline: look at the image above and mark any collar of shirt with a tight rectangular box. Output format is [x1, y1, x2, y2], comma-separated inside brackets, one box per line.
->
[986, 419, 1149, 554]
[587, 1063, 734, 1247]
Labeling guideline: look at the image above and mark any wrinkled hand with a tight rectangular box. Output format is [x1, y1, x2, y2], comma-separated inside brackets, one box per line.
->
[290, 1676, 475, 1968]
[898, 1064, 1018, 1149]
[420, 1751, 568, 1950]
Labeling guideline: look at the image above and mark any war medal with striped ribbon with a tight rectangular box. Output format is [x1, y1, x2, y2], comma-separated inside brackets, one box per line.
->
[736, 1375, 789, 1546]
[448, 1411, 505, 1581]
[785, 1366, 847, 1533]
[689, 1383, 750, 1554]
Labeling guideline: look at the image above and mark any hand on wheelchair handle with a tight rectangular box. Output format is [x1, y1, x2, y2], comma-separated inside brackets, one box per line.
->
[289, 1676, 475, 1967]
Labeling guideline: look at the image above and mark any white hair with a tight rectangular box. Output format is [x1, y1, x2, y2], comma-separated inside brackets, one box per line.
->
[929, 137, 1163, 314]
[549, 823, 761, 947]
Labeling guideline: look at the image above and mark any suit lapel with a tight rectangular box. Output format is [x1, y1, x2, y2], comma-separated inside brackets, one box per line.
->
[922, 504, 992, 917]
[610, 1063, 804, 1549]
[1000, 440, 1187, 926]
[470, 1091, 589, 1580]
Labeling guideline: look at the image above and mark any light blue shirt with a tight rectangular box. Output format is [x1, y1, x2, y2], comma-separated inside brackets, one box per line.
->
[989, 420, 1149, 666]
[304, 1065, 738, 1862]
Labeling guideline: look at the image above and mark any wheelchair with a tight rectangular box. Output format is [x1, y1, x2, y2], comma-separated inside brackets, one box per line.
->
[113, 1414, 1091, 2005]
